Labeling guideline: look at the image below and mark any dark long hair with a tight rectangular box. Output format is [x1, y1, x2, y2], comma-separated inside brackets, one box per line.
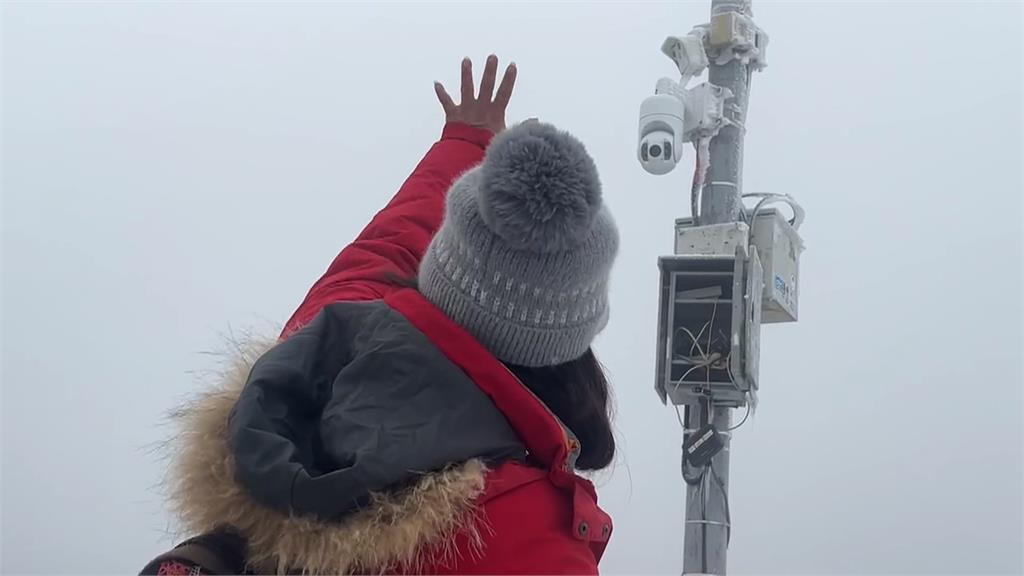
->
[386, 274, 615, 471]
[507, 349, 615, 470]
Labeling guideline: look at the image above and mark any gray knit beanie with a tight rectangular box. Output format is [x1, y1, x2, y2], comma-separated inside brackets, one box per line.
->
[418, 121, 619, 367]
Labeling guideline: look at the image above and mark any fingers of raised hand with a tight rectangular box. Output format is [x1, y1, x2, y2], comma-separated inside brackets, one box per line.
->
[494, 60, 517, 110]
[460, 58, 475, 104]
[434, 81, 456, 115]
[435, 56, 517, 131]
[478, 55, 499, 103]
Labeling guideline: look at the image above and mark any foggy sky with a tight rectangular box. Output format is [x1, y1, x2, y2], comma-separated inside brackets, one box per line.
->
[2, 1, 1021, 574]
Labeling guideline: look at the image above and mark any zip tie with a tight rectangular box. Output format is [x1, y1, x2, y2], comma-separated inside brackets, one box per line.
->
[683, 429, 732, 439]
[709, 181, 738, 188]
[685, 520, 731, 529]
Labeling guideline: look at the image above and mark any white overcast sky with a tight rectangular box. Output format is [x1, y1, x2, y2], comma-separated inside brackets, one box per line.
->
[2, 1, 1021, 574]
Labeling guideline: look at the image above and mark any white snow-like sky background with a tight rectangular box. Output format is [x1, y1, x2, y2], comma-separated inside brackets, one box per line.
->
[2, 1, 1022, 574]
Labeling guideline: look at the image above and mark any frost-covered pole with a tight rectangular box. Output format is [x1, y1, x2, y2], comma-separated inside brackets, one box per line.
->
[682, 0, 754, 574]
[700, 0, 751, 224]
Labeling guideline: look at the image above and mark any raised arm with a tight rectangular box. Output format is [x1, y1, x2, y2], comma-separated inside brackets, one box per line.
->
[283, 56, 517, 336]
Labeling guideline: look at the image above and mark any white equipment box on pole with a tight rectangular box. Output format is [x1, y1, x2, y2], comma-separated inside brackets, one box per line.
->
[675, 207, 803, 324]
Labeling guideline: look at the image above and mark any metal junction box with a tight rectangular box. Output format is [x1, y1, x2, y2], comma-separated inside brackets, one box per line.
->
[676, 209, 802, 323]
[655, 245, 762, 408]
[674, 220, 750, 256]
[748, 208, 803, 323]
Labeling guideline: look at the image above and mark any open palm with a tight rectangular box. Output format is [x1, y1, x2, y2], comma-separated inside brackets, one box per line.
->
[435, 55, 517, 134]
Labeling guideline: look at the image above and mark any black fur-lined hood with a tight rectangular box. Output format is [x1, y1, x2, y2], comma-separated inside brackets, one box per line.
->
[166, 301, 528, 574]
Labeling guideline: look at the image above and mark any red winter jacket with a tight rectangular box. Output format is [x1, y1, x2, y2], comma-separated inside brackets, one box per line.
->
[165, 123, 612, 575]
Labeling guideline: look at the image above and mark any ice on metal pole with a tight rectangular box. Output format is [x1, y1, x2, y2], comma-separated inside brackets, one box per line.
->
[683, 1, 754, 574]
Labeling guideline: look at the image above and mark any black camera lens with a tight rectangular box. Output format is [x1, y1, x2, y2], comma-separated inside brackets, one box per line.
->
[649, 144, 662, 158]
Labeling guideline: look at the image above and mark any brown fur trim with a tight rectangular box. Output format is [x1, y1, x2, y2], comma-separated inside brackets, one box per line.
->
[166, 336, 488, 575]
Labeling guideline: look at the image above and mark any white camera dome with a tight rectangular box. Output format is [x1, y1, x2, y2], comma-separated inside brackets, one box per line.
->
[639, 131, 678, 175]
[638, 93, 685, 175]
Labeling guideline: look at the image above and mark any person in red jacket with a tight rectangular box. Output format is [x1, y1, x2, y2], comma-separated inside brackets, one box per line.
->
[151, 55, 620, 575]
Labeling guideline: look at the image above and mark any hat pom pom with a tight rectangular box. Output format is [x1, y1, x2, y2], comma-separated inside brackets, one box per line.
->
[478, 121, 602, 252]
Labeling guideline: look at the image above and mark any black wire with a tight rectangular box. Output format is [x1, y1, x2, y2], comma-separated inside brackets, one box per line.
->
[709, 461, 732, 546]
[682, 454, 706, 485]
[726, 402, 751, 432]
[681, 404, 704, 486]
[701, 470, 708, 573]
[691, 144, 702, 227]
[682, 403, 709, 572]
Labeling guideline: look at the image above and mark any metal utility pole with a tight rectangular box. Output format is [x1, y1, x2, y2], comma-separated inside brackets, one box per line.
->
[640, 1, 790, 574]
[685, 1, 752, 575]
[701, 0, 753, 225]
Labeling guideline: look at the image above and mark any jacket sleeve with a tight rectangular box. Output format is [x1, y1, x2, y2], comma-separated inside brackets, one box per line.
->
[282, 122, 494, 337]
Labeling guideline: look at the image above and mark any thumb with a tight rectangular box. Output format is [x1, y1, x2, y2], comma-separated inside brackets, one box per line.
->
[435, 82, 456, 116]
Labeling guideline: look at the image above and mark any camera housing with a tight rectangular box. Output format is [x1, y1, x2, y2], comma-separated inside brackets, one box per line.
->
[638, 93, 685, 175]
